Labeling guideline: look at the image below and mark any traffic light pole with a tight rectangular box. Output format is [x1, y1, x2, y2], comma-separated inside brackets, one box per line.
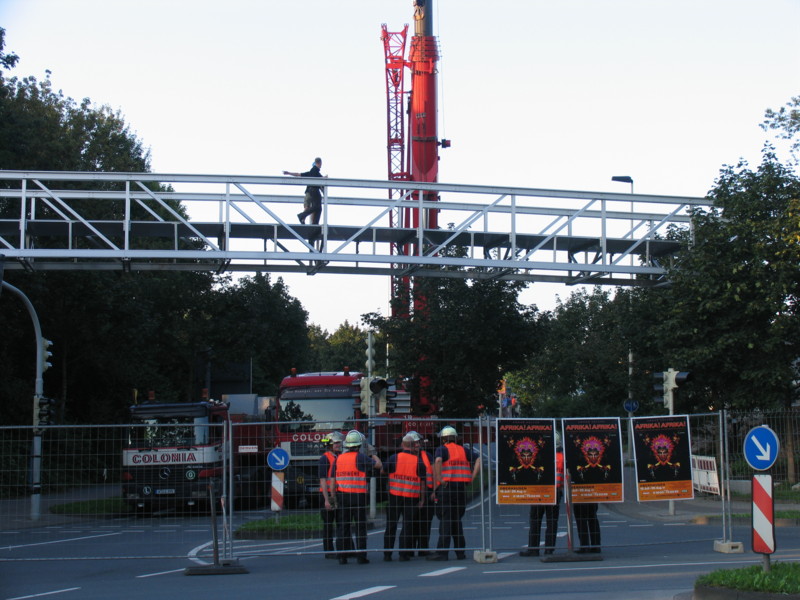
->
[1, 281, 46, 521]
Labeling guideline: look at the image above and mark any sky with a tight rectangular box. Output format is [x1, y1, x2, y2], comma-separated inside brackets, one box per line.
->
[1, 0, 798, 333]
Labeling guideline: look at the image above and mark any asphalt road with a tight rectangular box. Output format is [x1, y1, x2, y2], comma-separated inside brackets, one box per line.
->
[3, 493, 799, 600]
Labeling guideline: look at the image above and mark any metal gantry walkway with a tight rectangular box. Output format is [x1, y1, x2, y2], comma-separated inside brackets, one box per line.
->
[0, 171, 708, 285]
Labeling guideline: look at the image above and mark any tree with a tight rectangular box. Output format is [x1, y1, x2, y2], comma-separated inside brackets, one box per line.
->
[762, 95, 800, 166]
[365, 267, 539, 418]
[204, 273, 310, 396]
[661, 149, 800, 410]
[0, 27, 19, 72]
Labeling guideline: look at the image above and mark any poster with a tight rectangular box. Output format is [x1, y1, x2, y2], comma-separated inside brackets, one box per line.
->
[562, 417, 624, 503]
[631, 415, 694, 502]
[496, 419, 557, 505]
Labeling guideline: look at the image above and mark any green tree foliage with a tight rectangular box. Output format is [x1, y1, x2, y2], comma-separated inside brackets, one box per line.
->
[0, 28, 19, 72]
[202, 273, 310, 396]
[661, 149, 800, 410]
[509, 288, 655, 418]
[762, 95, 800, 165]
[365, 271, 538, 418]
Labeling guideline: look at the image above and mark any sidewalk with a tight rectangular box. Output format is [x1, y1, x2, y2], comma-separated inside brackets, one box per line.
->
[606, 466, 798, 526]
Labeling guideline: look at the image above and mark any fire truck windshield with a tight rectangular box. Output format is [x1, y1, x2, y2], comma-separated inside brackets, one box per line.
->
[278, 397, 355, 431]
[126, 416, 213, 449]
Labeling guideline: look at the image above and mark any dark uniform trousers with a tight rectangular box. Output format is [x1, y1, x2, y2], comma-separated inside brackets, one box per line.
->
[437, 482, 467, 554]
[336, 491, 368, 558]
[528, 489, 562, 552]
[384, 494, 417, 558]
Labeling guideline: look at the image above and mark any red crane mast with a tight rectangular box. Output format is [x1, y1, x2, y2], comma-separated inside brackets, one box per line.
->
[382, 0, 447, 413]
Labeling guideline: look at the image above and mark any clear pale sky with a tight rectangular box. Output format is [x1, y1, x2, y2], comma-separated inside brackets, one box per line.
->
[2, 0, 798, 332]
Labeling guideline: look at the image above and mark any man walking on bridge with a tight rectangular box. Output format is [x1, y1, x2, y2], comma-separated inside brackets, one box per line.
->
[283, 157, 326, 225]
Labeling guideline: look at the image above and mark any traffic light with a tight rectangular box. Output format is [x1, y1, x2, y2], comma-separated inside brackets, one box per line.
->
[653, 369, 692, 413]
[359, 377, 371, 415]
[40, 337, 53, 372]
[365, 334, 375, 374]
[369, 377, 388, 413]
[34, 396, 56, 428]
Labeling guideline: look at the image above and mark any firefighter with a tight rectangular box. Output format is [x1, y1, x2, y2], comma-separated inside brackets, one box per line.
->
[521, 431, 564, 556]
[334, 429, 382, 564]
[383, 434, 426, 561]
[407, 430, 435, 556]
[319, 431, 343, 558]
[426, 426, 481, 561]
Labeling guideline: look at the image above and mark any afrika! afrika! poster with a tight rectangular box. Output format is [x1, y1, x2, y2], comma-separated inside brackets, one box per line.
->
[496, 419, 557, 505]
[631, 415, 694, 502]
[562, 417, 624, 503]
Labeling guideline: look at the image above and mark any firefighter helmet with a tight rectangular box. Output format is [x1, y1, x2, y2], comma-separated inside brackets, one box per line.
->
[345, 430, 363, 448]
[440, 426, 457, 438]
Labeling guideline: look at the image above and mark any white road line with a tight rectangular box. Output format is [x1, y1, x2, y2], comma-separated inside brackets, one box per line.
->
[419, 566, 467, 577]
[136, 568, 186, 578]
[330, 586, 396, 600]
[1, 532, 120, 551]
[7, 587, 81, 600]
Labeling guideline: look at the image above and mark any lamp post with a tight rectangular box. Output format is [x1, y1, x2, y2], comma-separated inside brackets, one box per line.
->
[611, 176, 635, 463]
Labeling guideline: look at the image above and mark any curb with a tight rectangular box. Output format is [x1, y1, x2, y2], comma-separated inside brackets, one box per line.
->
[692, 585, 800, 600]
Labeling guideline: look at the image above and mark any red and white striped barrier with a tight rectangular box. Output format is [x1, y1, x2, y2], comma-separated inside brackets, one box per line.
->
[271, 471, 285, 512]
[752, 473, 775, 554]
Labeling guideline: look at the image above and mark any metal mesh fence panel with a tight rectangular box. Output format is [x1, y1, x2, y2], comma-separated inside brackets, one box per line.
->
[1, 423, 226, 561]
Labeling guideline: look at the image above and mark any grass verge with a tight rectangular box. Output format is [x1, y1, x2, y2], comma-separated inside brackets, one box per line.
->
[49, 498, 129, 515]
[696, 562, 800, 595]
[236, 512, 323, 538]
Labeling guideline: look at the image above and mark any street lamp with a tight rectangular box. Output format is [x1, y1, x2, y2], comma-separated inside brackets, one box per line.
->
[611, 175, 634, 194]
[612, 175, 636, 453]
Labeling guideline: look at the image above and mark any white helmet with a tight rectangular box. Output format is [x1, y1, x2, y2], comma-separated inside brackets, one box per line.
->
[345, 430, 363, 448]
[327, 431, 344, 445]
[440, 426, 457, 439]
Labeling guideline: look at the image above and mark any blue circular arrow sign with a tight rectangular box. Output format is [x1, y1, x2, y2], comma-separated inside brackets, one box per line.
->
[743, 425, 780, 471]
[623, 400, 639, 413]
[267, 447, 290, 471]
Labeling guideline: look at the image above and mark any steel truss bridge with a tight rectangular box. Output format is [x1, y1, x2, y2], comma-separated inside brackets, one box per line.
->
[0, 171, 708, 286]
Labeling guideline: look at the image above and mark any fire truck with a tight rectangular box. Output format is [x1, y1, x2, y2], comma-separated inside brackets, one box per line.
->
[121, 400, 231, 512]
[265, 370, 445, 508]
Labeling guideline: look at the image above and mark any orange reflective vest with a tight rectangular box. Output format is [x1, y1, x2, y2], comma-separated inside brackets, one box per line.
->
[388, 452, 422, 498]
[420, 451, 434, 490]
[319, 451, 336, 493]
[335, 451, 368, 494]
[441, 443, 472, 483]
[556, 451, 564, 488]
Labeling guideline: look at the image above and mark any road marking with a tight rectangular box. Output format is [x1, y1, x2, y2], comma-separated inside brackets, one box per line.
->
[330, 586, 396, 599]
[7, 587, 81, 600]
[136, 568, 186, 578]
[419, 566, 467, 577]
[0, 532, 120, 551]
